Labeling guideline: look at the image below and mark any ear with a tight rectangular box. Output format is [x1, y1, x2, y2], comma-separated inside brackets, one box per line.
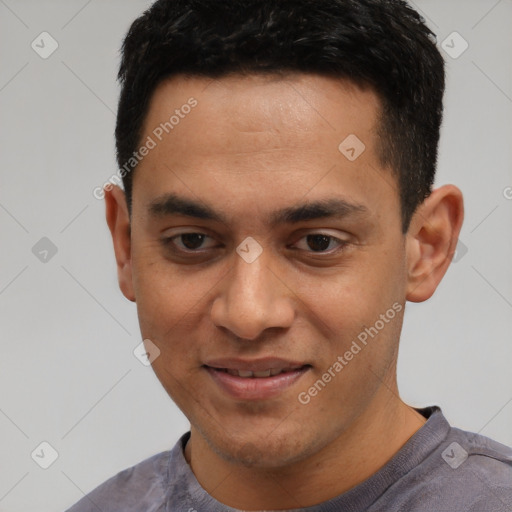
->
[405, 184, 464, 302]
[105, 185, 136, 302]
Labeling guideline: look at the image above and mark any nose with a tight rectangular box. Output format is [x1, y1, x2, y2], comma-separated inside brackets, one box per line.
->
[210, 248, 295, 341]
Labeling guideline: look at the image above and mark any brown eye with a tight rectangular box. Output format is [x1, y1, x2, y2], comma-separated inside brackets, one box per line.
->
[163, 232, 217, 253]
[294, 233, 347, 254]
[306, 234, 332, 252]
[180, 233, 206, 250]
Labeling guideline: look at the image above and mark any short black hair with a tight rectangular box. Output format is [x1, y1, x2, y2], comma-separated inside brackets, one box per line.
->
[115, 0, 445, 232]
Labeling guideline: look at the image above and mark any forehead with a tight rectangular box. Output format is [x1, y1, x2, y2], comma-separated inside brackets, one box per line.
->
[132, 72, 398, 227]
[143, 72, 381, 149]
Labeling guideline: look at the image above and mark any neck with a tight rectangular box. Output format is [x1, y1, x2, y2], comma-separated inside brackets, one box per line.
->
[185, 395, 426, 510]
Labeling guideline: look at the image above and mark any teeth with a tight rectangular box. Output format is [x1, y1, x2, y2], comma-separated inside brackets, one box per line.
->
[218, 366, 304, 378]
[222, 368, 302, 378]
[237, 370, 254, 378]
[253, 369, 271, 377]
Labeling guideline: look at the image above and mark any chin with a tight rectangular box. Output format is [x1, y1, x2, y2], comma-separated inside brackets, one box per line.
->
[202, 422, 315, 469]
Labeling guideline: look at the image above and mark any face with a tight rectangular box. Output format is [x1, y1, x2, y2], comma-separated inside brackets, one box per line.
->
[126, 73, 410, 467]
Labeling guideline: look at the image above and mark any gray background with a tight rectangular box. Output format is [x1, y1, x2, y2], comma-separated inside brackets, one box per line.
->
[0, 1, 511, 510]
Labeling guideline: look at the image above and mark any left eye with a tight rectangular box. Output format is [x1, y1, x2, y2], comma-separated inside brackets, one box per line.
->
[294, 234, 346, 253]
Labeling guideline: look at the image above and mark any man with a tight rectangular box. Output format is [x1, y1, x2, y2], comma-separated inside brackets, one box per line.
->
[67, 0, 512, 510]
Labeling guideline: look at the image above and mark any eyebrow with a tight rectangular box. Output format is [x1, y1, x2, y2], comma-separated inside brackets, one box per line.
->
[148, 193, 369, 226]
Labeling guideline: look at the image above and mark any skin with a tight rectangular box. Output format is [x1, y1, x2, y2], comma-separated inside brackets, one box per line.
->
[105, 73, 464, 509]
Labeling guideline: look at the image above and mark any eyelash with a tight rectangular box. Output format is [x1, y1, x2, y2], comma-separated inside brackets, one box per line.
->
[162, 232, 348, 256]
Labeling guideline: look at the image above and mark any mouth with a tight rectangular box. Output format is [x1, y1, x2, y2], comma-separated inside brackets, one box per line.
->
[213, 366, 305, 378]
[203, 359, 311, 400]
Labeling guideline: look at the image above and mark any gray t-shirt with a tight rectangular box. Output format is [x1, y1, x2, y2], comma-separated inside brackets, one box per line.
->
[66, 407, 512, 511]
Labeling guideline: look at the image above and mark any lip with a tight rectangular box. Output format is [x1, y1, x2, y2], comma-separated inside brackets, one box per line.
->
[204, 357, 307, 372]
[204, 358, 311, 401]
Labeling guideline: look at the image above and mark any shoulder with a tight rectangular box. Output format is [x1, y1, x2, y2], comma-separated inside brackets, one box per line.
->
[447, 427, 512, 497]
[64, 449, 171, 512]
[393, 426, 512, 511]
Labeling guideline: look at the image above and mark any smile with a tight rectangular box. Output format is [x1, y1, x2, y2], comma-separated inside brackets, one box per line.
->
[204, 360, 311, 400]
[216, 366, 304, 378]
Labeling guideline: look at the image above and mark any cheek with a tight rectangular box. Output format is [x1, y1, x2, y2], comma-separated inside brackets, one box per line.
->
[134, 266, 204, 394]
[302, 270, 391, 330]
[131, 255, 188, 341]
[348, 244, 406, 311]
[303, 253, 405, 365]
[131, 252, 220, 355]
[133, 243, 189, 309]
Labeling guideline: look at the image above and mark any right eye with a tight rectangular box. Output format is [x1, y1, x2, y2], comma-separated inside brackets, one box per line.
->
[162, 232, 218, 252]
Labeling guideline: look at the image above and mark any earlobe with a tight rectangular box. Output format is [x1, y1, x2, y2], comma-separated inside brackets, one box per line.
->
[405, 185, 464, 303]
[104, 185, 136, 302]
